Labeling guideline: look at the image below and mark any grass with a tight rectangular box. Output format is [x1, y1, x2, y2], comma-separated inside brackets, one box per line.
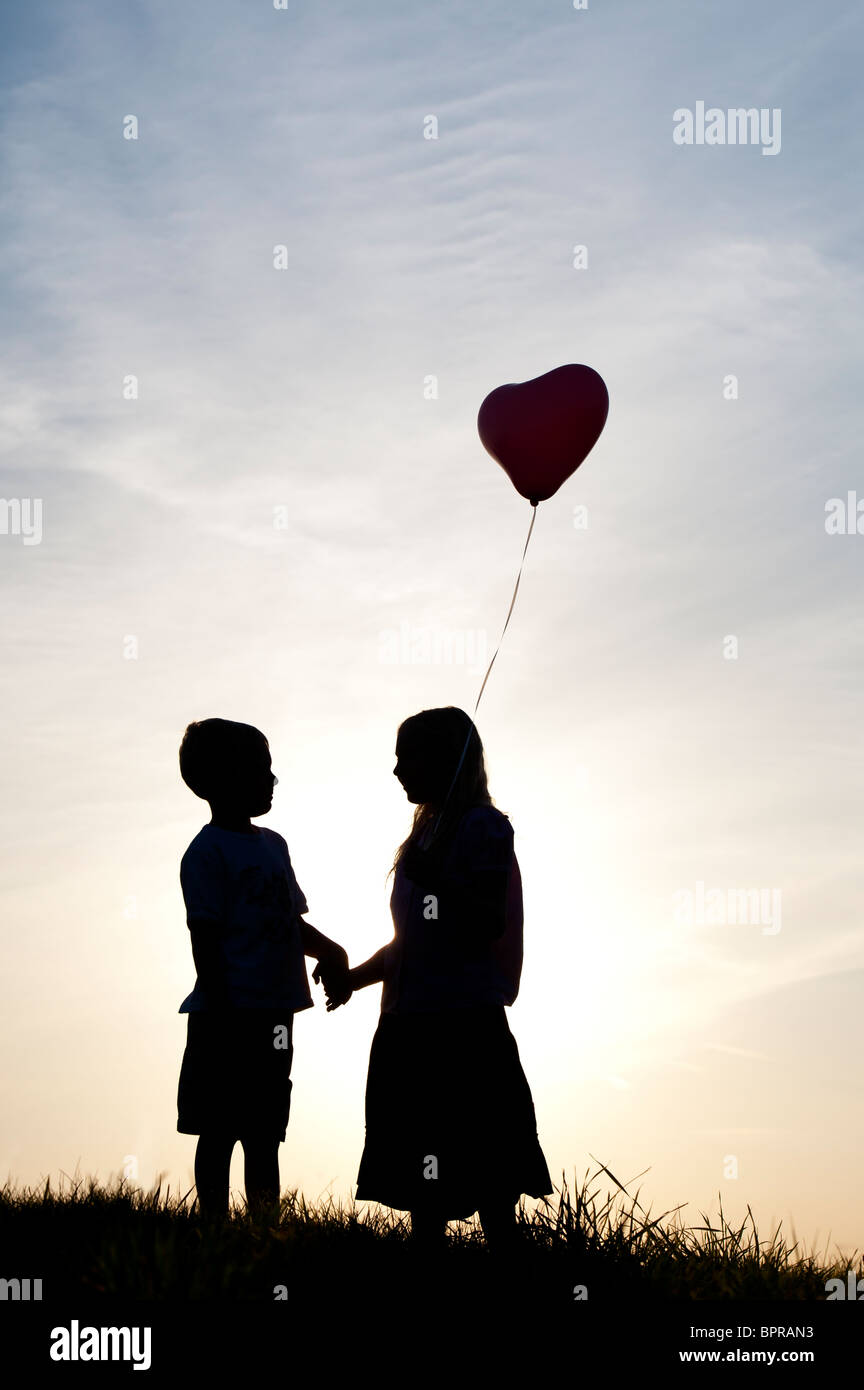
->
[0, 1160, 858, 1306]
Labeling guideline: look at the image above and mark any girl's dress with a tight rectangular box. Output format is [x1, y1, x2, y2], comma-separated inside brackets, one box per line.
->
[355, 804, 553, 1219]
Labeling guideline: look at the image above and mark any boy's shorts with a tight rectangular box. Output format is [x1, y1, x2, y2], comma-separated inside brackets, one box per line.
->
[177, 1009, 295, 1140]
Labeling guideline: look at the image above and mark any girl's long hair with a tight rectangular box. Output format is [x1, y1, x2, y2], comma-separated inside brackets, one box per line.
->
[391, 706, 493, 875]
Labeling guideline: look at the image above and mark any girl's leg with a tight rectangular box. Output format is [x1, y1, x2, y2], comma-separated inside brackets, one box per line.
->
[195, 1133, 236, 1218]
[240, 1133, 281, 1220]
[410, 1207, 448, 1250]
[478, 1198, 518, 1252]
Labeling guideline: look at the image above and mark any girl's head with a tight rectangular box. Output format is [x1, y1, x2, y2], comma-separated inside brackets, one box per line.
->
[392, 706, 491, 867]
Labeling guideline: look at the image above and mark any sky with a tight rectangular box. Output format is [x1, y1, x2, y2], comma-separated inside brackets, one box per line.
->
[1, 0, 863, 1262]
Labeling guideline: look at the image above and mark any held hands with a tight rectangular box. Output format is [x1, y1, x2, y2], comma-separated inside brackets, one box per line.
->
[312, 945, 353, 1012]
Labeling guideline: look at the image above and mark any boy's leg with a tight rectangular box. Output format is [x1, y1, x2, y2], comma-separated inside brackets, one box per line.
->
[195, 1132, 236, 1218]
[240, 1133, 281, 1220]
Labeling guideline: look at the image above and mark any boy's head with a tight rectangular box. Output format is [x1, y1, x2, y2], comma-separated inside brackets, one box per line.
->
[179, 719, 275, 816]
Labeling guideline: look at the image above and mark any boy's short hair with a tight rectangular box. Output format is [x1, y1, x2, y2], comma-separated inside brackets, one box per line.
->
[179, 719, 268, 800]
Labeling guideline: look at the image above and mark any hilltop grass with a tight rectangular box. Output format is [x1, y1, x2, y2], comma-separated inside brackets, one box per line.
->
[0, 1161, 857, 1305]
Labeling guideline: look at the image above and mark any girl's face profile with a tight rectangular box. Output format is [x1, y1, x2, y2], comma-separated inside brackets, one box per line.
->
[394, 731, 441, 805]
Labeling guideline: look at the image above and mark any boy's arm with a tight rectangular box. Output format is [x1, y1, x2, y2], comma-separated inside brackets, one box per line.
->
[299, 917, 348, 969]
[303, 917, 355, 1011]
[181, 844, 230, 1007]
[188, 917, 230, 1009]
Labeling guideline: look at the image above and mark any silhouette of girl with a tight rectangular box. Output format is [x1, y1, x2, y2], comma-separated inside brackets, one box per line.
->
[334, 706, 553, 1250]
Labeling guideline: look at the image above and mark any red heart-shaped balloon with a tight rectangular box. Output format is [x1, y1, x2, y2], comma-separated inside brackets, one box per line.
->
[477, 363, 609, 505]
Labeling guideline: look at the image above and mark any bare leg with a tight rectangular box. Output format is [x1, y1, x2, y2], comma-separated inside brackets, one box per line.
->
[478, 1198, 518, 1252]
[195, 1133, 236, 1218]
[410, 1207, 448, 1251]
[241, 1134, 281, 1220]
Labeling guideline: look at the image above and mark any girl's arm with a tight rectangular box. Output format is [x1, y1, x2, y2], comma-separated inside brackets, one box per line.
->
[433, 872, 509, 943]
[348, 940, 399, 990]
[403, 821, 511, 943]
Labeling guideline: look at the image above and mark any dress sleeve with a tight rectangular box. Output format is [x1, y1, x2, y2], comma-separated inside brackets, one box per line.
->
[179, 842, 227, 928]
[442, 807, 514, 943]
[455, 806, 515, 878]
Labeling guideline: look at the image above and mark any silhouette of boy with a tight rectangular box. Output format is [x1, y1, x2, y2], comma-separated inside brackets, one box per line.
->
[176, 718, 350, 1219]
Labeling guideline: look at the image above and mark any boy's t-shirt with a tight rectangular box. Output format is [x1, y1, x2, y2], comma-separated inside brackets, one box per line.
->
[179, 823, 314, 1013]
[381, 804, 524, 1013]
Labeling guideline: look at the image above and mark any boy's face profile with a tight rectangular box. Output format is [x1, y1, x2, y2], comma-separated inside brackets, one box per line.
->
[214, 732, 276, 818]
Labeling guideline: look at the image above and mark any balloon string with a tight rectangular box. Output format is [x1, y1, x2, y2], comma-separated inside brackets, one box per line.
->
[472, 503, 537, 713]
[429, 504, 538, 839]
